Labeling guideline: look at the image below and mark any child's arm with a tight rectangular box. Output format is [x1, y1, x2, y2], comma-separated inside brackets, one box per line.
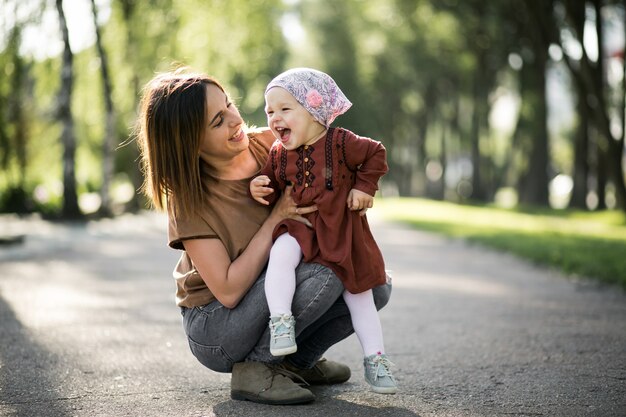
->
[344, 133, 388, 196]
[251, 145, 282, 206]
[344, 132, 388, 215]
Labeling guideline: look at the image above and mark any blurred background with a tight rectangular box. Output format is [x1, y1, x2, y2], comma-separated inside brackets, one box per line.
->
[1, 0, 625, 219]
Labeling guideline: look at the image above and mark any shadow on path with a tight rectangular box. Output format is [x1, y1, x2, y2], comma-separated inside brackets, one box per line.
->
[213, 396, 420, 417]
[0, 294, 70, 417]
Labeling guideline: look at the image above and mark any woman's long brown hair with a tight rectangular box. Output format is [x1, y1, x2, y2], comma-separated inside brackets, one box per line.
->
[136, 69, 225, 219]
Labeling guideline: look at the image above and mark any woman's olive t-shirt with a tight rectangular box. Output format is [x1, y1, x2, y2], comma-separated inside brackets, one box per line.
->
[168, 129, 275, 307]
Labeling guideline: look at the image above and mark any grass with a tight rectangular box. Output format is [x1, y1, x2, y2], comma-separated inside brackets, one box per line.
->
[376, 198, 626, 288]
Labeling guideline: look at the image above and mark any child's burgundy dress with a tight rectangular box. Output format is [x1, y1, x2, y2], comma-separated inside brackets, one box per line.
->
[260, 127, 388, 294]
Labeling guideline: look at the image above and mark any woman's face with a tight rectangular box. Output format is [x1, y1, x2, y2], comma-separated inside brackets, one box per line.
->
[199, 83, 247, 162]
[265, 87, 325, 150]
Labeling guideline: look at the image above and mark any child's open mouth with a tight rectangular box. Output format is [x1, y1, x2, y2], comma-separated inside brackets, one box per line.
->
[276, 127, 291, 143]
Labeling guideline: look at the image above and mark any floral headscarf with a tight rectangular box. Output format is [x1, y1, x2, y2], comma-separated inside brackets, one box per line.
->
[265, 68, 352, 128]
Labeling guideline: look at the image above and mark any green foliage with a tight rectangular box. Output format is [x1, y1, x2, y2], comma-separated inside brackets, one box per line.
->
[0, 186, 33, 213]
[0, 183, 62, 215]
[0, 0, 290, 215]
[378, 198, 626, 288]
[1, 0, 624, 215]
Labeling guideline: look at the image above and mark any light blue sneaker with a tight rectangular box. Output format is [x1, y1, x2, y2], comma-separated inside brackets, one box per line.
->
[363, 353, 397, 394]
[269, 314, 297, 356]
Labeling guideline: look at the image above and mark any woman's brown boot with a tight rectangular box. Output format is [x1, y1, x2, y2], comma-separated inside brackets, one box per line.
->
[230, 361, 315, 405]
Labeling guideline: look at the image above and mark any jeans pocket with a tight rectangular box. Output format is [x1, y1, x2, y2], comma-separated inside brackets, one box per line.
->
[187, 337, 234, 373]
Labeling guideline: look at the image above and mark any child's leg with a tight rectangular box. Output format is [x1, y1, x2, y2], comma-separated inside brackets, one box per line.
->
[342, 289, 385, 356]
[344, 289, 397, 394]
[265, 233, 302, 316]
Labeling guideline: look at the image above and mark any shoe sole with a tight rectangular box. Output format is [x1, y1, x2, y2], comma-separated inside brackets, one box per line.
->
[270, 345, 298, 356]
[370, 385, 397, 394]
[231, 390, 315, 405]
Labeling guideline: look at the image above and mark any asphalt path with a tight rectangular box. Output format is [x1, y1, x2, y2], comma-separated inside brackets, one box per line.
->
[0, 212, 625, 416]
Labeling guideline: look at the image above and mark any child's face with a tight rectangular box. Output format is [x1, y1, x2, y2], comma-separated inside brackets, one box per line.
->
[265, 87, 326, 150]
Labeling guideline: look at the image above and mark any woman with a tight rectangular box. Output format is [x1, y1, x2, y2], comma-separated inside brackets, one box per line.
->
[136, 68, 391, 405]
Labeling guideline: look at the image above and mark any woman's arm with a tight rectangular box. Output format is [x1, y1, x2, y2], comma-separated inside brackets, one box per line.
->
[183, 185, 315, 309]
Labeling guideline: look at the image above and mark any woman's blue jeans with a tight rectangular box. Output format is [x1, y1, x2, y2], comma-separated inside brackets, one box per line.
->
[181, 262, 392, 372]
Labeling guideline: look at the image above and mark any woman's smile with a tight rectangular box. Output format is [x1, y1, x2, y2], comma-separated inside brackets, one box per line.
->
[230, 129, 245, 142]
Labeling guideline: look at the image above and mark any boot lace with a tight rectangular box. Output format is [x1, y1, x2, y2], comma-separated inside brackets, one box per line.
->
[269, 315, 295, 341]
[370, 355, 394, 381]
[268, 364, 310, 386]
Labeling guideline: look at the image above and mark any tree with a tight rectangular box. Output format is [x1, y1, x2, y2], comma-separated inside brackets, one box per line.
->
[55, 0, 81, 218]
[515, 0, 551, 207]
[534, 0, 626, 211]
[91, 0, 116, 217]
[570, 90, 591, 208]
[0, 1, 40, 213]
[4, 0, 621, 216]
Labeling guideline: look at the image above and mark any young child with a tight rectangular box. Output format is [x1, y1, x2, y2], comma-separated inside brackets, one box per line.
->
[250, 68, 397, 394]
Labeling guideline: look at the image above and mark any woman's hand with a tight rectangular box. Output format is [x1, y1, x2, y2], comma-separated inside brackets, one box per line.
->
[271, 184, 317, 227]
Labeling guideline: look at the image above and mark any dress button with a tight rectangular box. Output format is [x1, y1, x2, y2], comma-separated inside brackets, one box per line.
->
[304, 157, 309, 162]
[305, 171, 309, 176]
[304, 145, 309, 150]
[304, 183, 309, 187]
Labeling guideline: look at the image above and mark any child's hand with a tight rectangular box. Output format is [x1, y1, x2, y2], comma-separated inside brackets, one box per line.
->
[346, 188, 373, 216]
[250, 175, 274, 205]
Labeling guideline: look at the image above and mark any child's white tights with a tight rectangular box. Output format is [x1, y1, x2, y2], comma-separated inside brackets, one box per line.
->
[265, 233, 301, 315]
[342, 289, 385, 356]
[265, 233, 385, 357]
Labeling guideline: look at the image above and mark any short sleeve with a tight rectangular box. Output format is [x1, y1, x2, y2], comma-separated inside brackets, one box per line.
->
[168, 209, 218, 250]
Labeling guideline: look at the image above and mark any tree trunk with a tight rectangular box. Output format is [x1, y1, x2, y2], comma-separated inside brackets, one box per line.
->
[595, 130, 608, 209]
[515, 0, 552, 207]
[470, 57, 488, 201]
[591, 0, 626, 210]
[569, 93, 589, 208]
[91, 0, 116, 217]
[591, 0, 607, 210]
[438, 121, 447, 200]
[415, 84, 435, 197]
[514, 1, 551, 208]
[56, 0, 81, 219]
[118, 0, 145, 212]
[10, 35, 28, 193]
[517, 48, 550, 207]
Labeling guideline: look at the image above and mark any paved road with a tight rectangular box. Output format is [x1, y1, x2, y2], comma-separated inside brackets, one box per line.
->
[0, 212, 625, 416]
